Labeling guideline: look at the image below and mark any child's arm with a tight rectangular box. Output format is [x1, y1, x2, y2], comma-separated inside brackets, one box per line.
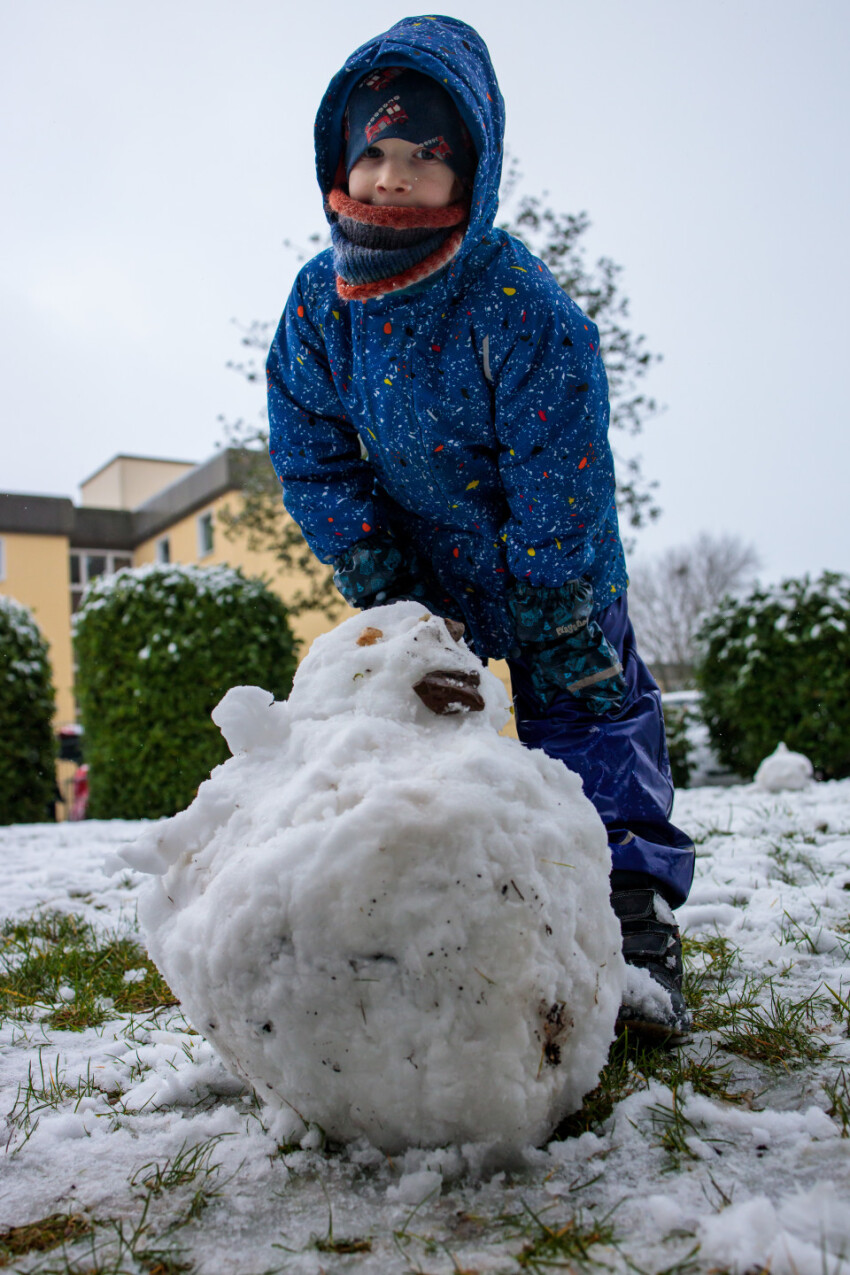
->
[492, 298, 616, 590]
[491, 291, 625, 710]
[266, 270, 380, 564]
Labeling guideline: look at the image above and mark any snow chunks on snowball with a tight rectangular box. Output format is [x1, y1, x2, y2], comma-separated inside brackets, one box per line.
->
[123, 602, 625, 1155]
[755, 741, 815, 792]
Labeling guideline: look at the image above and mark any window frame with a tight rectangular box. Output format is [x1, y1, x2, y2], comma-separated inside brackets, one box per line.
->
[196, 510, 214, 559]
[69, 548, 134, 612]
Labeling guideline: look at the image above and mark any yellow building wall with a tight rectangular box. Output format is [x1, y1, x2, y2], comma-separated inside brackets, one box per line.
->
[81, 457, 196, 511]
[0, 532, 75, 727]
[132, 492, 357, 656]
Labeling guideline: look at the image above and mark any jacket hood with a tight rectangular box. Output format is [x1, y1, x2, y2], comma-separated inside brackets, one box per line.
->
[315, 15, 505, 259]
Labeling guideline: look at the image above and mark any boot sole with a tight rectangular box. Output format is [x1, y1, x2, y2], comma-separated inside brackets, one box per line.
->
[615, 1014, 692, 1046]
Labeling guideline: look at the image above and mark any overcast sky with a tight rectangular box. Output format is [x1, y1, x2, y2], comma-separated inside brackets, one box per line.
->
[2, 0, 848, 581]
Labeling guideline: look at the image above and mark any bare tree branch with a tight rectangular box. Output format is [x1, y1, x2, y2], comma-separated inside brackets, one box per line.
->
[498, 159, 662, 531]
[628, 532, 761, 676]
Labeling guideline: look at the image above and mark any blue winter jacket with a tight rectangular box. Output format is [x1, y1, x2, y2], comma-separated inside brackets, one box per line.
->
[267, 14, 628, 658]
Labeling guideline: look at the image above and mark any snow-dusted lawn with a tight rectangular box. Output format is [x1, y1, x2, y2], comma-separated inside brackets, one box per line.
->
[1, 782, 849, 1274]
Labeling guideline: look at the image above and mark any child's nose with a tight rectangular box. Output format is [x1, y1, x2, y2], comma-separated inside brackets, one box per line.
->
[376, 158, 412, 195]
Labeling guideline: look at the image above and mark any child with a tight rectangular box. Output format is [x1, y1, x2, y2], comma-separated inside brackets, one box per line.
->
[266, 15, 694, 1038]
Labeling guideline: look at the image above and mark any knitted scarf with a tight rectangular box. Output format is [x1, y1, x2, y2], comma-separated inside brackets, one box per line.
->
[327, 188, 468, 302]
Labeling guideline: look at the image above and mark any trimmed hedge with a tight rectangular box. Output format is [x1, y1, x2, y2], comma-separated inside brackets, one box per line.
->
[73, 564, 298, 819]
[696, 571, 850, 781]
[0, 596, 56, 824]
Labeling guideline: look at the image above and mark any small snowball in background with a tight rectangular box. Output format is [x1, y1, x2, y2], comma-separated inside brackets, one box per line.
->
[755, 742, 814, 792]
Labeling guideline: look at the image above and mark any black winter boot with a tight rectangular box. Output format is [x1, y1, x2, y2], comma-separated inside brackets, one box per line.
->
[611, 887, 692, 1041]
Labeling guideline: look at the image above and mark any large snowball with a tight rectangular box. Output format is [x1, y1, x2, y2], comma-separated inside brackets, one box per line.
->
[755, 741, 814, 792]
[123, 602, 624, 1156]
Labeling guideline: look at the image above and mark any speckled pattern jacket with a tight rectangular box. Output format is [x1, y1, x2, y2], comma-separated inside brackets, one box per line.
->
[267, 14, 628, 658]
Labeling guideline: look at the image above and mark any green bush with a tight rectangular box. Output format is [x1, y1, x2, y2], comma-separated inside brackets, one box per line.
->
[73, 564, 298, 819]
[0, 596, 56, 824]
[661, 701, 696, 789]
[696, 571, 850, 780]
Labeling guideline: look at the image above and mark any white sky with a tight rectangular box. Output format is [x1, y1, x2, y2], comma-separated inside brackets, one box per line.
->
[2, 0, 848, 581]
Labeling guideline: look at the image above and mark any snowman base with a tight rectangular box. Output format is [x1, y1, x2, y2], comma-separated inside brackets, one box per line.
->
[123, 602, 625, 1156]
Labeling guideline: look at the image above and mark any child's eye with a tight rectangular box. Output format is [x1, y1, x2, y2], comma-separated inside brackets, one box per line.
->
[362, 146, 383, 159]
[415, 148, 440, 161]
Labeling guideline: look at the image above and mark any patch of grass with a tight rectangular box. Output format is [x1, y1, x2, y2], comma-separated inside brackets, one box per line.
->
[29, 1197, 193, 1275]
[708, 1269, 770, 1275]
[649, 1089, 728, 1170]
[0, 1214, 90, 1266]
[137, 1261, 193, 1275]
[312, 1180, 372, 1258]
[659, 1047, 740, 1103]
[553, 1029, 647, 1137]
[764, 834, 827, 888]
[682, 935, 740, 1014]
[554, 1028, 741, 1141]
[554, 937, 769, 1139]
[273, 1179, 373, 1262]
[4, 1048, 121, 1151]
[766, 845, 797, 886]
[625, 1251, 701, 1275]
[824, 1068, 850, 1136]
[131, 1136, 228, 1195]
[315, 1235, 372, 1254]
[512, 1203, 617, 1272]
[691, 820, 735, 845]
[130, 1135, 236, 1224]
[0, 911, 176, 1031]
[780, 909, 850, 960]
[700, 980, 831, 1067]
[389, 1189, 445, 1272]
[826, 984, 850, 1033]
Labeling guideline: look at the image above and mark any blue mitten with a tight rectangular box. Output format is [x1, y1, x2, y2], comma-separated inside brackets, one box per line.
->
[507, 579, 626, 714]
[333, 533, 432, 610]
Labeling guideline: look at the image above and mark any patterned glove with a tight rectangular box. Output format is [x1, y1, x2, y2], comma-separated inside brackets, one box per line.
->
[507, 579, 626, 714]
[333, 533, 432, 610]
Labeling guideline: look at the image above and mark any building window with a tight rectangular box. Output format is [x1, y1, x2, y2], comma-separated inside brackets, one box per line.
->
[86, 554, 107, 581]
[156, 536, 171, 564]
[197, 511, 214, 558]
[69, 549, 134, 613]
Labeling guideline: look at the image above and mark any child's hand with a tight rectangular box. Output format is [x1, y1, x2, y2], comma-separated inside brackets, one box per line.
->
[508, 579, 594, 645]
[507, 580, 626, 714]
[333, 533, 432, 610]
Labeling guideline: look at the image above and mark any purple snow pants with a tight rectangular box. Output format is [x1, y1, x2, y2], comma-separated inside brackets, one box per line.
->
[508, 594, 695, 907]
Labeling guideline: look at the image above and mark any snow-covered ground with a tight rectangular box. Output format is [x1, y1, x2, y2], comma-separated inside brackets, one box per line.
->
[1, 781, 849, 1274]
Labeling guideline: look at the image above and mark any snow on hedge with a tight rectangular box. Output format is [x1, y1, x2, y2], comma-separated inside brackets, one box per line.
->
[0, 594, 51, 681]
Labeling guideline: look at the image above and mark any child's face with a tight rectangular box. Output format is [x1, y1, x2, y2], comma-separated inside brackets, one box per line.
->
[348, 137, 463, 207]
